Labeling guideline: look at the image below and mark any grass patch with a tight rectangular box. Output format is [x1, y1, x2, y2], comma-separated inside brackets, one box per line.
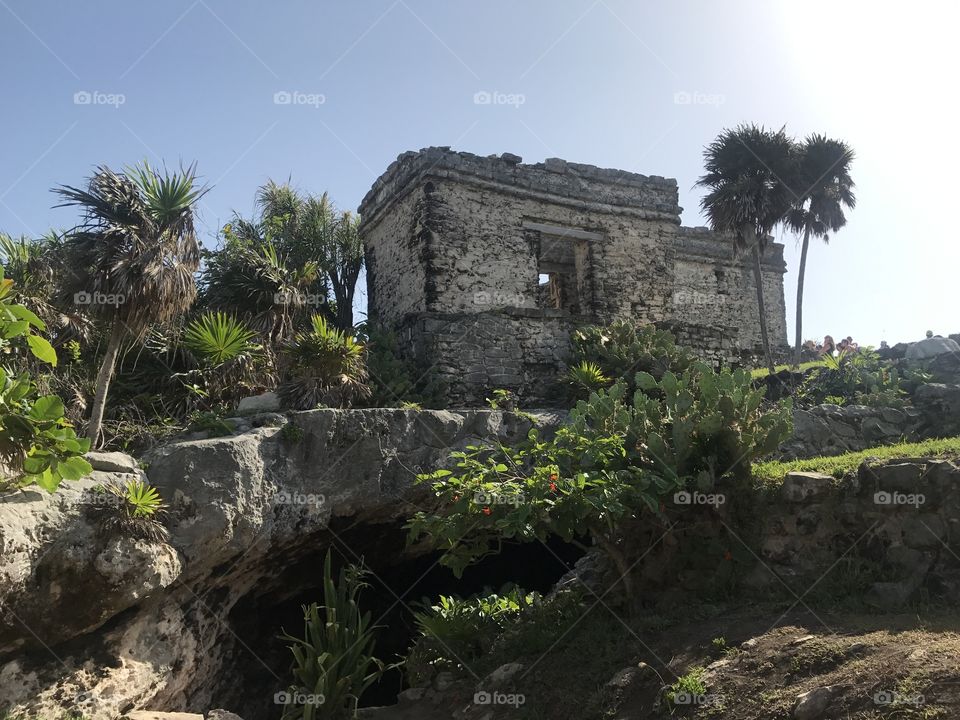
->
[754, 436, 960, 484]
[750, 360, 828, 379]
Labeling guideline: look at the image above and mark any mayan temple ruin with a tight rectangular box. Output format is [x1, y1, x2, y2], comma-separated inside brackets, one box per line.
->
[360, 147, 787, 403]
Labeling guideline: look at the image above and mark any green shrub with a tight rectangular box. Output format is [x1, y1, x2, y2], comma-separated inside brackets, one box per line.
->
[796, 349, 904, 408]
[280, 315, 370, 409]
[360, 326, 443, 408]
[406, 588, 584, 685]
[486, 388, 517, 410]
[570, 321, 694, 396]
[187, 410, 235, 437]
[0, 269, 91, 493]
[279, 552, 389, 719]
[408, 362, 792, 594]
[665, 666, 707, 707]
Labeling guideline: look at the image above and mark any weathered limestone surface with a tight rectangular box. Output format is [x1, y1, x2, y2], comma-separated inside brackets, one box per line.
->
[0, 409, 550, 720]
[361, 148, 788, 404]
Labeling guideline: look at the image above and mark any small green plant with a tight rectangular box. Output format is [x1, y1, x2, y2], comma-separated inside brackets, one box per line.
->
[666, 666, 707, 706]
[486, 388, 517, 410]
[280, 421, 304, 444]
[566, 360, 610, 400]
[279, 551, 390, 719]
[711, 636, 727, 654]
[187, 410, 235, 437]
[88, 478, 168, 541]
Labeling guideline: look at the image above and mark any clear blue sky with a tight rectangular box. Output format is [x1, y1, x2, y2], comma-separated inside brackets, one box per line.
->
[1, 1, 956, 345]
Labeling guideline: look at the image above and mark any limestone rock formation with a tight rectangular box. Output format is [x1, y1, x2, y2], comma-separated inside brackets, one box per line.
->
[0, 408, 548, 720]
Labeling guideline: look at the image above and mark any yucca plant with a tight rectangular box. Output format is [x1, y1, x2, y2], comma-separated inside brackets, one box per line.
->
[279, 315, 369, 409]
[279, 552, 388, 719]
[88, 478, 168, 541]
[566, 360, 610, 399]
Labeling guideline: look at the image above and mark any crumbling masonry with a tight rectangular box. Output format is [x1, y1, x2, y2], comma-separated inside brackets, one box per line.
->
[360, 148, 787, 404]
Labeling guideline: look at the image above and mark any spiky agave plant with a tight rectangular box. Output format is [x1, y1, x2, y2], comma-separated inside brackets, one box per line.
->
[279, 552, 388, 719]
[566, 360, 611, 399]
[279, 315, 369, 409]
[89, 478, 168, 541]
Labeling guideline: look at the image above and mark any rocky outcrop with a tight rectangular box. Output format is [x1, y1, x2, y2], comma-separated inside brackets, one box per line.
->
[778, 403, 921, 460]
[0, 408, 552, 720]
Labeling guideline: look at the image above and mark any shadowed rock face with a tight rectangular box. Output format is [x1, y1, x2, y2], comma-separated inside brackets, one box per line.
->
[0, 408, 554, 720]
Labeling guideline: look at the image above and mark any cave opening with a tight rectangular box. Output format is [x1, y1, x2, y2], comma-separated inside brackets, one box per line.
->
[220, 516, 585, 719]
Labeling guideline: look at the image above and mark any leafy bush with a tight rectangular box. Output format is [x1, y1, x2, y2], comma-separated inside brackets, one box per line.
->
[359, 326, 443, 408]
[279, 552, 389, 720]
[486, 388, 517, 411]
[187, 410, 235, 437]
[796, 349, 904, 408]
[87, 478, 168, 541]
[0, 270, 91, 492]
[408, 362, 792, 594]
[571, 321, 694, 393]
[280, 315, 370, 410]
[406, 588, 584, 685]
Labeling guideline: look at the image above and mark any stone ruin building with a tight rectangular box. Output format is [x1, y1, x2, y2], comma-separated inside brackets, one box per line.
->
[359, 147, 787, 404]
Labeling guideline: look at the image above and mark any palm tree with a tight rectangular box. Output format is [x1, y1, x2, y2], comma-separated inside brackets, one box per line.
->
[787, 135, 856, 366]
[54, 162, 207, 445]
[696, 125, 797, 374]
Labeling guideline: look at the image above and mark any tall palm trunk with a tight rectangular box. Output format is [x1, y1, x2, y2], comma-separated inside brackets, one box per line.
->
[746, 228, 776, 375]
[86, 321, 125, 446]
[793, 224, 812, 368]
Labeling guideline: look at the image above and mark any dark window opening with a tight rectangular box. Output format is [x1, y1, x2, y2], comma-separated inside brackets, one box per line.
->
[536, 235, 587, 314]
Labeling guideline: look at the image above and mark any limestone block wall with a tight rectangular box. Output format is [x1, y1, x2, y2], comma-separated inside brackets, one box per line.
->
[362, 185, 429, 327]
[360, 148, 790, 404]
[670, 227, 788, 349]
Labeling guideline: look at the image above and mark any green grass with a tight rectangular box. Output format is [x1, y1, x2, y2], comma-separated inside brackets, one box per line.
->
[754, 436, 960, 484]
[750, 359, 828, 379]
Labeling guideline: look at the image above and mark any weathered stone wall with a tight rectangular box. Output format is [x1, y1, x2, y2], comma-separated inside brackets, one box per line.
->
[779, 404, 922, 460]
[360, 148, 788, 404]
[671, 227, 788, 350]
[362, 186, 428, 328]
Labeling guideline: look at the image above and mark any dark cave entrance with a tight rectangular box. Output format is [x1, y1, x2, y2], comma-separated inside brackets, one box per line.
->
[222, 516, 585, 719]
